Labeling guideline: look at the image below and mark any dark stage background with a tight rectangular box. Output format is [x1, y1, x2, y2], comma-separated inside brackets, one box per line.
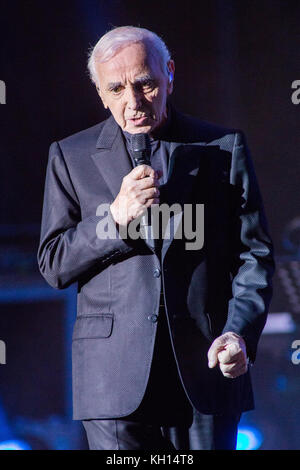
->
[0, 0, 299, 450]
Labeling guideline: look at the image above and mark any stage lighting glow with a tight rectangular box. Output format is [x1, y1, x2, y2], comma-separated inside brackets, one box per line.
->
[236, 426, 263, 450]
[0, 439, 31, 450]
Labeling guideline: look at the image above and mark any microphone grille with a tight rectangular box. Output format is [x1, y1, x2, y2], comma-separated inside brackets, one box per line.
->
[131, 133, 151, 153]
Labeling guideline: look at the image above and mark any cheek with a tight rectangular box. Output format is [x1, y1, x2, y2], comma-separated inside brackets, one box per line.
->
[153, 94, 167, 117]
[147, 90, 165, 111]
[110, 101, 126, 122]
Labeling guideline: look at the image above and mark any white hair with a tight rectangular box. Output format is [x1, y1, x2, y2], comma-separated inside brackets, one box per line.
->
[87, 26, 171, 86]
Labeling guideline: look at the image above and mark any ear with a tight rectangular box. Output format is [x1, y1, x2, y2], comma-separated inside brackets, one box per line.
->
[96, 85, 108, 109]
[166, 60, 175, 95]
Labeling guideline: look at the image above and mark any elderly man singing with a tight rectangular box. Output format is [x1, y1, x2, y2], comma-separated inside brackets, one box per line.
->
[38, 26, 274, 450]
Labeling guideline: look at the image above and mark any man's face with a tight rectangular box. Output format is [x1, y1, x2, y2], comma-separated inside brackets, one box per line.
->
[95, 42, 174, 135]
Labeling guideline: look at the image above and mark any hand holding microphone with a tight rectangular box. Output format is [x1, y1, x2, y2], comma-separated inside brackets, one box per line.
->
[109, 133, 161, 228]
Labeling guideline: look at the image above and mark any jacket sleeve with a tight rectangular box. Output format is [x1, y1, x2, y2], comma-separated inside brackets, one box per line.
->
[222, 131, 275, 362]
[37, 141, 134, 289]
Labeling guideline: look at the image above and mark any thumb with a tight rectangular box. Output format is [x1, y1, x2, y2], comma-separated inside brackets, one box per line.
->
[207, 338, 226, 368]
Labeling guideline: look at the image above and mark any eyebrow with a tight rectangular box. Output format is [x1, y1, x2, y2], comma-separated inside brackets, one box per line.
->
[135, 74, 155, 84]
[107, 81, 122, 91]
[106, 74, 155, 91]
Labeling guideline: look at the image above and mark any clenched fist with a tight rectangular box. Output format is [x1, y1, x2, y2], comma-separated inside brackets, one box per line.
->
[207, 332, 248, 379]
[110, 165, 161, 227]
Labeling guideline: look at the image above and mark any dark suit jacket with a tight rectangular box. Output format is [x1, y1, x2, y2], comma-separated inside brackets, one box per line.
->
[38, 107, 274, 420]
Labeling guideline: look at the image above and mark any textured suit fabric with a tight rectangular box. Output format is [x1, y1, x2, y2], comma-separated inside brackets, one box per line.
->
[122, 303, 193, 425]
[82, 411, 240, 450]
[82, 308, 240, 450]
[38, 106, 275, 421]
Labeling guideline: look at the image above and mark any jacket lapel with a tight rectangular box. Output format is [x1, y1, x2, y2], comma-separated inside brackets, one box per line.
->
[160, 140, 202, 259]
[91, 116, 133, 200]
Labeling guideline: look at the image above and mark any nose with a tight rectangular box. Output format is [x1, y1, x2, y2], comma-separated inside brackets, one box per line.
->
[126, 85, 143, 110]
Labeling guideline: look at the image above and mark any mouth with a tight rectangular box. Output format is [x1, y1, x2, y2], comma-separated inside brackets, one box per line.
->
[126, 115, 150, 126]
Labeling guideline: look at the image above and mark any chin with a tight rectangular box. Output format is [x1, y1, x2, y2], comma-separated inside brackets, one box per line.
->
[125, 125, 153, 135]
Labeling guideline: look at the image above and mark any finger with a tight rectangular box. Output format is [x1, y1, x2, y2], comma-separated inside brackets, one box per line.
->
[207, 349, 218, 368]
[217, 344, 242, 364]
[137, 187, 160, 204]
[135, 198, 160, 217]
[130, 165, 156, 180]
[219, 358, 246, 374]
[218, 352, 245, 369]
[137, 175, 160, 190]
[219, 352, 248, 372]
[208, 345, 223, 368]
[145, 198, 160, 207]
[207, 337, 228, 368]
[220, 361, 248, 379]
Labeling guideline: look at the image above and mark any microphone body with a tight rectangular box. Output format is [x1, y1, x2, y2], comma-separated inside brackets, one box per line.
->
[130, 133, 157, 252]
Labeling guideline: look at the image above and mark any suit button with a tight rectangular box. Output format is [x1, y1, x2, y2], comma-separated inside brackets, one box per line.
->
[153, 268, 161, 278]
[148, 314, 158, 323]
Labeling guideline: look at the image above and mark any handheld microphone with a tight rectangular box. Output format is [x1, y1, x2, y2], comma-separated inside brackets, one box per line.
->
[131, 132, 151, 166]
[130, 133, 157, 252]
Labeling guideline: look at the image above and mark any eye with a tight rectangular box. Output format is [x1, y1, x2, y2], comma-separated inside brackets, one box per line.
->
[110, 85, 124, 95]
[134, 78, 156, 94]
[141, 79, 155, 91]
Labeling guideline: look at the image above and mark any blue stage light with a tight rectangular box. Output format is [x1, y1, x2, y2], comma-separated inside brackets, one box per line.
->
[0, 439, 31, 450]
[236, 426, 263, 450]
